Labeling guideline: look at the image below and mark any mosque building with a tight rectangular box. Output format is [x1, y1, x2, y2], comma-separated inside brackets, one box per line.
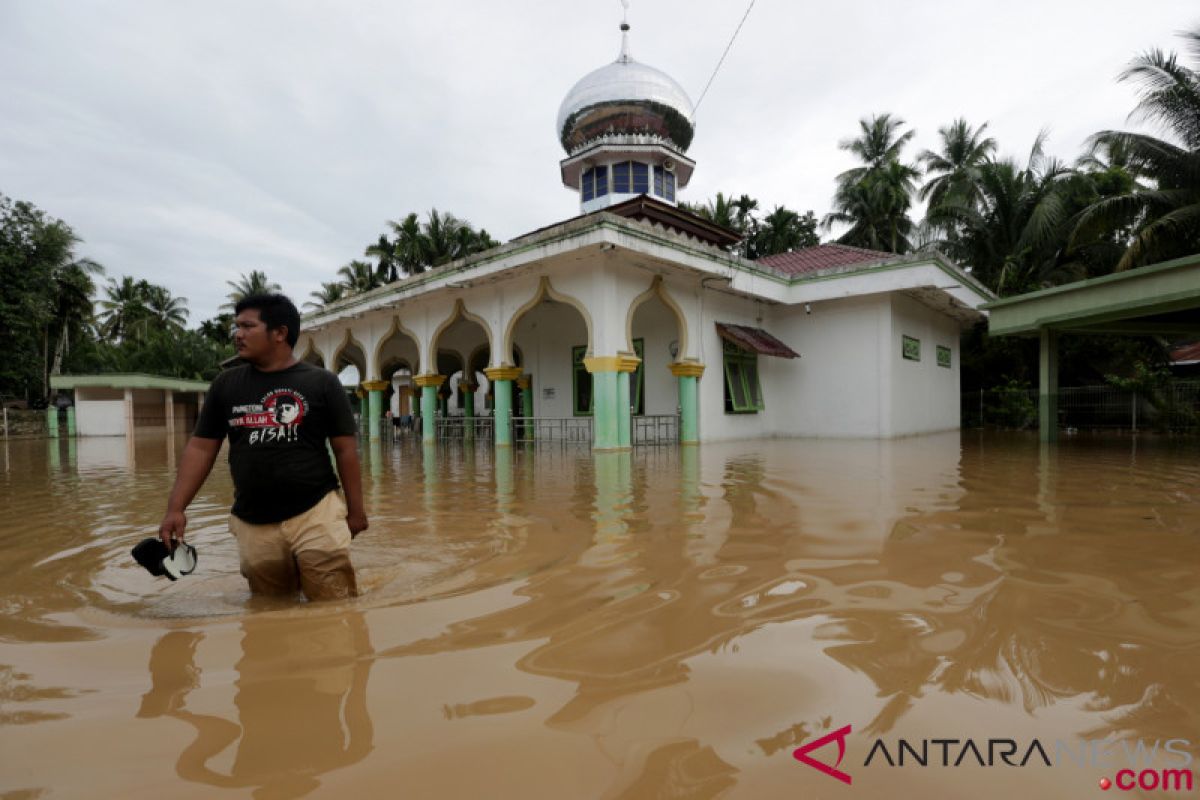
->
[299, 19, 993, 449]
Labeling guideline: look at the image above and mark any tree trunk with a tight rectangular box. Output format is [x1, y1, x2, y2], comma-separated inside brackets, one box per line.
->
[50, 319, 68, 376]
[42, 326, 50, 399]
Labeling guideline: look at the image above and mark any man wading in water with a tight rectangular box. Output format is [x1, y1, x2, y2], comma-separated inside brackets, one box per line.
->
[159, 294, 367, 600]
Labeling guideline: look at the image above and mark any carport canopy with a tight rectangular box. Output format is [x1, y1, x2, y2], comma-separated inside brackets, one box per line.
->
[982, 253, 1200, 441]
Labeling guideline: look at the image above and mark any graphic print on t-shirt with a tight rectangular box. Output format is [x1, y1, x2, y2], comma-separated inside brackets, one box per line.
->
[228, 389, 308, 445]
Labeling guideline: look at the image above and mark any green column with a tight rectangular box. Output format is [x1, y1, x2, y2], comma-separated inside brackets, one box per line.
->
[46, 406, 58, 438]
[591, 370, 619, 450]
[616, 371, 632, 449]
[520, 378, 533, 417]
[494, 380, 513, 446]
[485, 367, 521, 447]
[363, 381, 385, 441]
[66, 405, 76, 436]
[670, 362, 704, 445]
[422, 385, 438, 439]
[1039, 329, 1058, 444]
[462, 381, 474, 442]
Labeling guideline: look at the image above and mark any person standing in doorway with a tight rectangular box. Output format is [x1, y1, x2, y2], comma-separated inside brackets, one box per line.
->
[159, 294, 367, 600]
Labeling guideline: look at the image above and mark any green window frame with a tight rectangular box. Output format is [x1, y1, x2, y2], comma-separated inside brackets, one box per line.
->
[902, 335, 921, 361]
[722, 340, 764, 414]
[937, 345, 952, 368]
[572, 345, 592, 416]
[630, 338, 645, 416]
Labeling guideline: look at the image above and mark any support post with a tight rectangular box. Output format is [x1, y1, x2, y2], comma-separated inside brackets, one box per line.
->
[461, 379, 475, 441]
[414, 374, 445, 441]
[517, 375, 532, 442]
[669, 361, 705, 444]
[585, 361, 617, 450]
[164, 389, 175, 437]
[362, 380, 389, 441]
[1039, 328, 1058, 443]
[124, 388, 134, 438]
[616, 354, 639, 449]
[46, 406, 59, 438]
[66, 403, 76, 436]
[485, 366, 522, 447]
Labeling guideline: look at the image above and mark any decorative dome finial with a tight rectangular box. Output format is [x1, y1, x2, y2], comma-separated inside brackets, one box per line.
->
[618, 0, 631, 62]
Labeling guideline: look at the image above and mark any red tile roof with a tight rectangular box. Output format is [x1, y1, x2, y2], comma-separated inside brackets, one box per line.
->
[1170, 341, 1200, 364]
[715, 323, 800, 358]
[756, 243, 895, 276]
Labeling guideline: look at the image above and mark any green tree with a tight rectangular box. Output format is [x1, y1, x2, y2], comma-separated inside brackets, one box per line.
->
[0, 195, 78, 400]
[48, 257, 104, 380]
[1071, 26, 1200, 269]
[337, 260, 381, 295]
[928, 133, 1075, 295]
[305, 281, 348, 311]
[824, 113, 922, 253]
[143, 284, 189, 331]
[389, 212, 426, 276]
[918, 119, 997, 222]
[682, 193, 818, 257]
[364, 234, 399, 283]
[222, 270, 281, 310]
[97, 276, 152, 341]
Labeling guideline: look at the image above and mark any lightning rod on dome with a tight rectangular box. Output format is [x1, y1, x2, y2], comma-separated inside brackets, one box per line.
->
[618, 0, 632, 62]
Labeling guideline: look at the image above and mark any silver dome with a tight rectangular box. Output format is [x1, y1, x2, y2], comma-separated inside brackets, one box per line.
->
[556, 57, 695, 154]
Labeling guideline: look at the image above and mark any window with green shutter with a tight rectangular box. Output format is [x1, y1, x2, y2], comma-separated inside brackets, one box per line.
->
[722, 340, 764, 413]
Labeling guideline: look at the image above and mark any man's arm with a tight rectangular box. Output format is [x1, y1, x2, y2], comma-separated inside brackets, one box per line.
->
[330, 435, 368, 537]
[159, 436, 223, 547]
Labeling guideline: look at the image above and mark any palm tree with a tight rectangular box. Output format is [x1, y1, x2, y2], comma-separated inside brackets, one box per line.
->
[305, 281, 348, 311]
[421, 209, 466, 267]
[222, 270, 281, 310]
[918, 119, 997, 214]
[97, 276, 152, 341]
[337, 260, 381, 295]
[824, 113, 922, 254]
[751, 206, 820, 257]
[389, 212, 426, 276]
[143, 284, 189, 331]
[1071, 26, 1200, 269]
[929, 133, 1076, 294]
[364, 234, 399, 283]
[48, 257, 103, 383]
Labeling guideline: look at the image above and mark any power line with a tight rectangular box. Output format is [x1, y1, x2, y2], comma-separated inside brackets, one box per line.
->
[693, 0, 756, 115]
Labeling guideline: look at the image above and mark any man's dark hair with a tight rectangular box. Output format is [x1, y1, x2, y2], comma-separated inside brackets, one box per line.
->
[235, 294, 301, 348]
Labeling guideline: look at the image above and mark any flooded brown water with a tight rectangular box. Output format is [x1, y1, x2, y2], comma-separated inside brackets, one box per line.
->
[1, 432, 1199, 799]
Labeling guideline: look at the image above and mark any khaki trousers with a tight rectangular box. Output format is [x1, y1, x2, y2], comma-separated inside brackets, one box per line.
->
[229, 490, 358, 600]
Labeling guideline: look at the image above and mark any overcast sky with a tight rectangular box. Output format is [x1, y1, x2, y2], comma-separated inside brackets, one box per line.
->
[2, 0, 1196, 322]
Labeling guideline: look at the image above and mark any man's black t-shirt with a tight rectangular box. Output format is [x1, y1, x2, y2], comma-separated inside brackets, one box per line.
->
[193, 361, 357, 524]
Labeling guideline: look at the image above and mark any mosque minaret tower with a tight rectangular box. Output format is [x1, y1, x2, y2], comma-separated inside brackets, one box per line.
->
[556, 10, 696, 213]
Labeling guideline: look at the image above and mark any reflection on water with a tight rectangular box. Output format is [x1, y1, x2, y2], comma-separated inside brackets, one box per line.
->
[0, 431, 1198, 798]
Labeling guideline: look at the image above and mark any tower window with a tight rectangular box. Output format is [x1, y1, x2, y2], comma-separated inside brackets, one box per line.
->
[582, 166, 609, 202]
[611, 161, 650, 195]
[654, 167, 676, 202]
[613, 162, 630, 193]
[631, 162, 649, 193]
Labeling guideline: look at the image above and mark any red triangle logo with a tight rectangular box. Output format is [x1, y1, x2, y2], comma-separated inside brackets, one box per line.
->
[793, 724, 853, 785]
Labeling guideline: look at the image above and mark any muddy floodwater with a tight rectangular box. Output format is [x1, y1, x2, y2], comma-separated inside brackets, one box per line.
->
[2, 432, 1199, 799]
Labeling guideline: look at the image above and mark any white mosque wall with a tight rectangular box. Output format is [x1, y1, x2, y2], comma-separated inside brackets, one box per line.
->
[888, 293, 961, 436]
[766, 294, 890, 438]
[631, 295, 682, 416]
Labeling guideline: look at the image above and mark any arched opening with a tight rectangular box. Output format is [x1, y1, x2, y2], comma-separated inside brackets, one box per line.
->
[630, 290, 685, 416]
[430, 301, 491, 420]
[298, 339, 325, 368]
[331, 333, 367, 415]
[511, 295, 590, 419]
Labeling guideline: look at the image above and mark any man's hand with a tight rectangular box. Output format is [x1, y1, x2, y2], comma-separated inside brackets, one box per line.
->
[159, 509, 187, 550]
[347, 509, 368, 539]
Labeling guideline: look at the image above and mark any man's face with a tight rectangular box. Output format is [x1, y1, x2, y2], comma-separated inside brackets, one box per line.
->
[276, 400, 300, 424]
[234, 309, 279, 363]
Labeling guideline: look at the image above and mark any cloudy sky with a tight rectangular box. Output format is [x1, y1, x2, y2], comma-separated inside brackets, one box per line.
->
[2, 0, 1196, 322]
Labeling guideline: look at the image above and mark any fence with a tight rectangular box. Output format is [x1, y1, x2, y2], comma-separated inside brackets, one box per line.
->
[511, 416, 593, 444]
[962, 382, 1200, 431]
[632, 414, 679, 445]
